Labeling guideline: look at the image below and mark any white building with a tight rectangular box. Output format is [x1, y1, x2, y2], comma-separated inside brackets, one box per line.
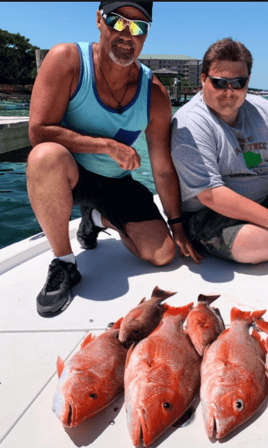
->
[138, 54, 202, 85]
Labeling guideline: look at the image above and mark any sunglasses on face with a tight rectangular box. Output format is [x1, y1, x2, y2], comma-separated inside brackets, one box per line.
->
[101, 11, 151, 36]
[208, 76, 249, 90]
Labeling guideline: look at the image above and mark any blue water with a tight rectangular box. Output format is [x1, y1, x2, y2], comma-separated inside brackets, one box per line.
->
[2, 95, 268, 250]
[0, 126, 157, 249]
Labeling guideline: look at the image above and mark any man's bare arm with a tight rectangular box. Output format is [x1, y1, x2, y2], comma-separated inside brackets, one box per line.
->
[198, 185, 268, 228]
[29, 43, 140, 171]
[146, 76, 202, 263]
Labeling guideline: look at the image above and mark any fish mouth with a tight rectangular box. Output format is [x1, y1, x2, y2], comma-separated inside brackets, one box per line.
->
[207, 410, 223, 439]
[137, 408, 149, 446]
[62, 401, 76, 428]
[67, 403, 73, 426]
[212, 415, 218, 438]
[204, 403, 218, 439]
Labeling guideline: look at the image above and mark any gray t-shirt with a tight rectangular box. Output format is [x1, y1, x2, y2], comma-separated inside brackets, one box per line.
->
[171, 92, 268, 212]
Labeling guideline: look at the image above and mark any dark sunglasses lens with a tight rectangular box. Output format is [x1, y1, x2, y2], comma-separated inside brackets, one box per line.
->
[105, 14, 119, 28]
[135, 21, 149, 35]
[233, 78, 248, 89]
[211, 77, 248, 89]
[212, 78, 228, 89]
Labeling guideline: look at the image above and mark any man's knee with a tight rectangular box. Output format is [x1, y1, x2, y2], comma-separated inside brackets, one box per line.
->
[139, 236, 176, 266]
[27, 142, 69, 171]
[125, 220, 176, 266]
[27, 142, 78, 187]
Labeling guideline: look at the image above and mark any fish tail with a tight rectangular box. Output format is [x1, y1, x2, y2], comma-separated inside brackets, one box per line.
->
[230, 307, 254, 324]
[163, 302, 194, 321]
[254, 318, 268, 335]
[151, 285, 177, 302]
[252, 329, 267, 353]
[231, 307, 267, 326]
[252, 309, 267, 320]
[110, 317, 124, 329]
[197, 294, 220, 305]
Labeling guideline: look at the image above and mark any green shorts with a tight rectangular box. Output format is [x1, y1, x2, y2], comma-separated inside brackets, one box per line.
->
[182, 197, 268, 261]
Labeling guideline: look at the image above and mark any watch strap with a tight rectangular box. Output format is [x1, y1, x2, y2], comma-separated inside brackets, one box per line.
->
[167, 216, 183, 226]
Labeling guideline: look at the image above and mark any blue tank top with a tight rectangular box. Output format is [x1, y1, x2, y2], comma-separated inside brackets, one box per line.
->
[62, 42, 152, 178]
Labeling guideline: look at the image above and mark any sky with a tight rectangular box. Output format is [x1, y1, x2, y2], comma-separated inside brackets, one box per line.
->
[1, 1, 268, 89]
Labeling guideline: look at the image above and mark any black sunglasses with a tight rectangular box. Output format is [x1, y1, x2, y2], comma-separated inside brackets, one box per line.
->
[208, 76, 249, 90]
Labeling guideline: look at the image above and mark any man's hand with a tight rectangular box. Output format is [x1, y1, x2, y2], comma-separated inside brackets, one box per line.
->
[171, 223, 204, 264]
[108, 141, 141, 171]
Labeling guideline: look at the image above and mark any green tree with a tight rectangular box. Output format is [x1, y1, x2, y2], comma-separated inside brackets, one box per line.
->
[156, 76, 175, 87]
[0, 28, 40, 84]
[180, 76, 196, 87]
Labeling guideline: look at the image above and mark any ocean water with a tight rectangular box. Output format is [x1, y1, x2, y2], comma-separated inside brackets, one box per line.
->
[2, 95, 268, 250]
[0, 115, 159, 249]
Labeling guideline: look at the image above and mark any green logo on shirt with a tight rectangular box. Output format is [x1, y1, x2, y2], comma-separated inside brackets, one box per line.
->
[243, 151, 262, 169]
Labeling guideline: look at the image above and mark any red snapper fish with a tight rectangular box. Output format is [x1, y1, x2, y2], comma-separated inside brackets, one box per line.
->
[52, 318, 127, 427]
[118, 286, 176, 347]
[124, 303, 201, 447]
[200, 307, 268, 440]
[186, 294, 225, 356]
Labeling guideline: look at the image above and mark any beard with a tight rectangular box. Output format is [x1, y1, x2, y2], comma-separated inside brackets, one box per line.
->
[109, 38, 135, 66]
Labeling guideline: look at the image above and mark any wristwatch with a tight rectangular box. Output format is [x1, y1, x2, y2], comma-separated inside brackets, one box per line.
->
[167, 216, 184, 226]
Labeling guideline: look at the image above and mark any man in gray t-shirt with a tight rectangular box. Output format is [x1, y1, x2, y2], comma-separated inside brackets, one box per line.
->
[171, 37, 268, 263]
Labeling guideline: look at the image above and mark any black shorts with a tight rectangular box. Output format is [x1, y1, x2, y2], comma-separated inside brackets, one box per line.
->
[183, 196, 268, 261]
[72, 163, 163, 234]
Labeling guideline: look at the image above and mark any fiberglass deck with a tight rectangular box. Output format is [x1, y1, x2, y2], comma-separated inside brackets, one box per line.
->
[1, 197, 268, 448]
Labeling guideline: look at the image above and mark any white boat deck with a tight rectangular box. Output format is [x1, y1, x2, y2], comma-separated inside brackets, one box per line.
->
[1, 197, 268, 447]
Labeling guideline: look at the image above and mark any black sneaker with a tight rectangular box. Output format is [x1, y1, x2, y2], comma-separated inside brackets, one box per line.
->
[77, 205, 108, 250]
[36, 259, 82, 317]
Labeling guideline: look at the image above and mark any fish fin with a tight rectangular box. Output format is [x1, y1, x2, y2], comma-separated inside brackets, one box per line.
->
[110, 317, 124, 330]
[163, 302, 194, 321]
[81, 333, 96, 349]
[252, 329, 267, 353]
[126, 308, 144, 319]
[138, 297, 146, 304]
[254, 318, 268, 335]
[198, 294, 220, 305]
[258, 357, 268, 376]
[56, 356, 65, 378]
[252, 309, 267, 320]
[151, 285, 177, 303]
[230, 307, 253, 324]
[212, 307, 226, 330]
[125, 343, 135, 368]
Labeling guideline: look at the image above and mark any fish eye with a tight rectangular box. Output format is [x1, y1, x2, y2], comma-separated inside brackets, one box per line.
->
[133, 330, 139, 335]
[163, 402, 171, 411]
[89, 393, 97, 399]
[234, 399, 244, 412]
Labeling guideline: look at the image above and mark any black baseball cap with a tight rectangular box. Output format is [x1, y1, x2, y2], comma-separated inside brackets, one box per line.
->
[99, 2, 153, 22]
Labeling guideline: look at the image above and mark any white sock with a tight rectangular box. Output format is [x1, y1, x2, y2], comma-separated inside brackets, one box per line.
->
[92, 209, 105, 228]
[56, 253, 76, 265]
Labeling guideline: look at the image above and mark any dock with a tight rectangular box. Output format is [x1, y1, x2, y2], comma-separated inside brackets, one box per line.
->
[0, 117, 30, 156]
[165, 86, 200, 106]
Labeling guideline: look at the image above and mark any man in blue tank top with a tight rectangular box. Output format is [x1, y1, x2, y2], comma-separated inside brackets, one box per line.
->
[27, 1, 201, 317]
